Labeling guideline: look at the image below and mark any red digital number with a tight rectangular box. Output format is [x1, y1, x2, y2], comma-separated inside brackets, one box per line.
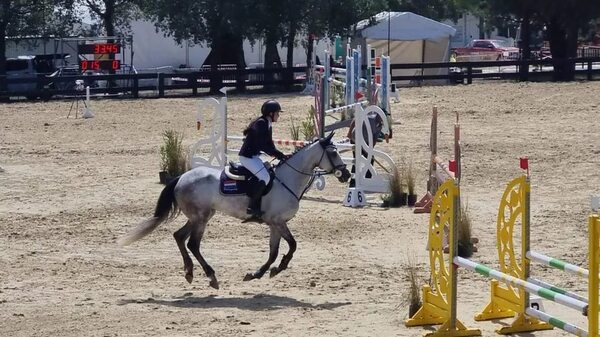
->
[112, 60, 120, 70]
[81, 60, 89, 70]
[92, 60, 100, 70]
[92, 44, 119, 54]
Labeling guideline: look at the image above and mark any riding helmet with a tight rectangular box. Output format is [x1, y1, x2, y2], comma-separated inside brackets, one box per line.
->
[261, 99, 283, 115]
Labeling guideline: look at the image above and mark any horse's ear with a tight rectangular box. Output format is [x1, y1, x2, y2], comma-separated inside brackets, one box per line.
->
[319, 132, 334, 147]
[324, 132, 334, 143]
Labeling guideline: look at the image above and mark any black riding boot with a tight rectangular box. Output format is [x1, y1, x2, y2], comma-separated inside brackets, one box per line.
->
[244, 181, 267, 222]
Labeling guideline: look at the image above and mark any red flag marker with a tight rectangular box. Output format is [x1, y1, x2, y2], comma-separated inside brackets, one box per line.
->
[449, 160, 457, 173]
[520, 157, 529, 170]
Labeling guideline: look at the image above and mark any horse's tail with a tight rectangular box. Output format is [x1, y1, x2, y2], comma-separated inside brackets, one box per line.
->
[118, 177, 181, 246]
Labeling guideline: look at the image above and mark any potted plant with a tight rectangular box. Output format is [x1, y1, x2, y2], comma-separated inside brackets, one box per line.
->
[406, 161, 418, 206]
[159, 129, 188, 184]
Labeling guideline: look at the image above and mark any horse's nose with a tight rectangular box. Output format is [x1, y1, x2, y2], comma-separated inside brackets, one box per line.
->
[338, 167, 351, 182]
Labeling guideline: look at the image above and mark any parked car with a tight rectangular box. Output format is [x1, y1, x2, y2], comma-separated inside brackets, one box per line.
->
[5, 54, 70, 99]
[5, 56, 39, 97]
[452, 39, 520, 61]
[46, 67, 84, 91]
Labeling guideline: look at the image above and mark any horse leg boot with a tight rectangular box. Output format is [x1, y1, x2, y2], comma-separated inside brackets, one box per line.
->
[270, 224, 297, 278]
[243, 181, 266, 223]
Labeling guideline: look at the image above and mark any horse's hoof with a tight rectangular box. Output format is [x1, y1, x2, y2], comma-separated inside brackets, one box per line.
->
[209, 279, 219, 289]
[185, 272, 193, 284]
[270, 267, 280, 278]
[243, 273, 255, 281]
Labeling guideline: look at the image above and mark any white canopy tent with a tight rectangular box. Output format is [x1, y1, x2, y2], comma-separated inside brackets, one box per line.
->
[354, 12, 456, 84]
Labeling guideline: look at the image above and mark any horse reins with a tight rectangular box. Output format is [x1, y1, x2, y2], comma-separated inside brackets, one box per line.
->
[274, 143, 345, 201]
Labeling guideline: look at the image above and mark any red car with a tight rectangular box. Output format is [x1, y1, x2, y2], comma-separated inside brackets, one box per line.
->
[453, 39, 520, 61]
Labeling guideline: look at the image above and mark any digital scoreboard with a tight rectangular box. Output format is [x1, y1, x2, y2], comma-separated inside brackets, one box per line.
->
[77, 43, 121, 55]
[78, 43, 121, 71]
[79, 59, 121, 71]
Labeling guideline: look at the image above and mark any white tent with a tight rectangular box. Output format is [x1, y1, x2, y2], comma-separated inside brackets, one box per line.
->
[354, 12, 456, 83]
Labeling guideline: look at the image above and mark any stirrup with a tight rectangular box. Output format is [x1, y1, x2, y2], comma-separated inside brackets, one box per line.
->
[242, 211, 264, 224]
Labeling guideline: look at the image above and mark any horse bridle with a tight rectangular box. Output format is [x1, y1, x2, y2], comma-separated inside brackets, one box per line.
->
[281, 142, 346, 177]
[274, 142, 347, 200]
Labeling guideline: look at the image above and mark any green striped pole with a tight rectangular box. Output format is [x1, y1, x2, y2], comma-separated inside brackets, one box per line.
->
[528, 277, 588, 304]
[454, 256, 589, 315]
[527, 250, 589, 278]
[526, 307, 588, 337]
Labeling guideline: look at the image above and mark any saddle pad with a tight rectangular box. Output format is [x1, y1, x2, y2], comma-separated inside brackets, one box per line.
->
[218, 171, 275, 196]
[219, 171, 249, 195]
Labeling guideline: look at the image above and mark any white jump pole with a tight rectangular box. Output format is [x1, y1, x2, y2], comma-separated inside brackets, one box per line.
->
[526, 307, 589, 337]
[454, 257, 589, 315]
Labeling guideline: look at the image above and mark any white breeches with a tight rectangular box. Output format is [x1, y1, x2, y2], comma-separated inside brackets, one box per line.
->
[239, 155, 270, 184]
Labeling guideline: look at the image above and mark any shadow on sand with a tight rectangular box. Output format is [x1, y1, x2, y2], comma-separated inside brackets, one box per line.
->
[119, 293, 352, 311]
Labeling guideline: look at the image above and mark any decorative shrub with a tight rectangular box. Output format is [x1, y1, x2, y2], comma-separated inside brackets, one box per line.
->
[160, 129, 188, 177]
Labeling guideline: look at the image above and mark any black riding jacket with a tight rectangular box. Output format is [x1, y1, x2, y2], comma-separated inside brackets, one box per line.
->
[238, 116, 285, 159]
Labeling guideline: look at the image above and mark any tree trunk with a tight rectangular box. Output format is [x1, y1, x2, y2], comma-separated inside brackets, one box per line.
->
[285, 20, 298, 91]
[0, 1, 9, 94]
[210, 38, 223, 94]
[519, 10, 531, 82]
[306, 34, 314, 83]
[235, 35, 246, 92]
[264, 35, 281, 92]
[0, 26, 6, 94]
[104, 0, 117, 87]
[547, 17, 575, 81]
[565, 20, 579, 80]
[478, 16, 485, 39]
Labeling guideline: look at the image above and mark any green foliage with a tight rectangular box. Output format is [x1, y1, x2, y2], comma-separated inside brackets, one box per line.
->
[76, 0, 142, 36]
[159, 129, 188, 177]
[331, 81, 345, 108]
[0, 0, 78, 89]
[289, 118, 300, 141]
[138, 0, 254, 67]
[390, 0, 461, 22]
[381, 166, 404, 207]
[301, 106, 317, 141]
[402, 254, 423, 318]
[1, 0, 77, 38]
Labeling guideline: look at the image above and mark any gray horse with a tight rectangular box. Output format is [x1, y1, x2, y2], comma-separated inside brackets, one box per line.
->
[119, 133, 350, 289]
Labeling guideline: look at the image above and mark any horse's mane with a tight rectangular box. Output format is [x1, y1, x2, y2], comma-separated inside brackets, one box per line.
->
[273, 137, 321, 169]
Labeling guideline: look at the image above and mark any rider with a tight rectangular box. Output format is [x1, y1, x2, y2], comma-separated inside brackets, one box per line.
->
[239, 99, 287, 220]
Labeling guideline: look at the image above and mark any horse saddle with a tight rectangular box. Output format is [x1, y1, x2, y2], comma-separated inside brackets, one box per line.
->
[219, 162, 274, 195]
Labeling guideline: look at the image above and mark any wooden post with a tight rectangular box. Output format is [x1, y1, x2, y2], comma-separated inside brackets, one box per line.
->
[191, 72, 198, 96]
[132, 76, 139, 98]
[428, 106, 438, 195]
[158, 73, 165, 98]
[467, 66, 473, 84]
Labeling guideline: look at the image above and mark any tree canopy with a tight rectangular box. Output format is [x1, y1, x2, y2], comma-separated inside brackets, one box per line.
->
[0, 0, 78, 89]
[2, 0, 600, 84]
